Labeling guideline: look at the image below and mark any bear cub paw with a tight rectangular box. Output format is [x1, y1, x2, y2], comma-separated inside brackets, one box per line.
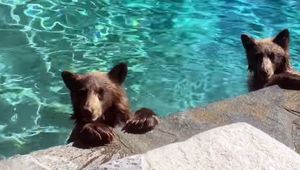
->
[76, 123, 116, 147]
[122, 108, 159, 134]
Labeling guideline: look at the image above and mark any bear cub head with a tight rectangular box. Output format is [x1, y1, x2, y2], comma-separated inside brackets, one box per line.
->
[62, 63, 128, 124]
[241, 29, 291, 82]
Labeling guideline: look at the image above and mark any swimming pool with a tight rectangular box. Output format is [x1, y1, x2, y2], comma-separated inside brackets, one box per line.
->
[1, 0, 300, 158]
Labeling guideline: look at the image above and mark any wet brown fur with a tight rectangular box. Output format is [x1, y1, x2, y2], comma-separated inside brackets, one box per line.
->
[241, 29, 300, 91]
[62, 63, 159, 148]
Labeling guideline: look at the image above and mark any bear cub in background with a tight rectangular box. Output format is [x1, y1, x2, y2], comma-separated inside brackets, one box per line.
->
[241, 29, 300, 91]
[62, 63, 159, 148]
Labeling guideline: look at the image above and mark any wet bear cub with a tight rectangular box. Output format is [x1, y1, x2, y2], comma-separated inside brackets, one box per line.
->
[62, 63, 159, 148]
[241, 29, 300, 91]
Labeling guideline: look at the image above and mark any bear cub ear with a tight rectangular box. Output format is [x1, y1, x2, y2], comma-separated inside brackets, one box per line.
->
[273, 29, 289, 51]
[108, 63, 128, 84]
[61, 71, 79, 89]
[241, 34, 256, 50]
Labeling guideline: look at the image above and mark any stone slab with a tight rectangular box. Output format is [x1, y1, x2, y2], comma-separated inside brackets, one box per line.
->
[99, 123, 300, 170]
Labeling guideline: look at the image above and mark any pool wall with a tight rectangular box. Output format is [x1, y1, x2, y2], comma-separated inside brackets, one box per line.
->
[1, 85, 300, 169]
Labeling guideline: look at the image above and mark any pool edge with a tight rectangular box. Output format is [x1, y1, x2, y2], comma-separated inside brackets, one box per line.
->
[1, 85, 300, 169]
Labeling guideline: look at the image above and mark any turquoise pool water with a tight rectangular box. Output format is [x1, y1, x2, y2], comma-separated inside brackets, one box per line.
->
[1, 0, 300, 158]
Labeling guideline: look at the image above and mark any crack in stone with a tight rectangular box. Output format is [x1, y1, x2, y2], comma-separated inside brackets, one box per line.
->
[156, 128, 178, 143]
[30, 156, 51, 170]
[70, 151, 93, 162]
[282, 106, 300, 153]
[283, 107, 300, 117]
[177, 145, 189, 162]
[291, 120, 300, 154]
[118, 136, 134, 154]
[283, 106, 300, 153]
[78, 155, 102, 170]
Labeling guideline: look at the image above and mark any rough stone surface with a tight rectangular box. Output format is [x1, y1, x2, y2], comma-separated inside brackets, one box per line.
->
[1, 86, 300, 169]
[99, 123, 300, 170]
[0, 143, 129, 170]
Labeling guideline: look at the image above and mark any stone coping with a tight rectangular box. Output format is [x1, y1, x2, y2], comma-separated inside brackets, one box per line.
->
[0, 86, 300, 169]
[99, 123, 300, 170]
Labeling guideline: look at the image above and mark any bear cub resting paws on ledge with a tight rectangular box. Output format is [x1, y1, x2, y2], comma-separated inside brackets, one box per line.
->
[241, 29, 300, 91]
[62, 63, 159, 148]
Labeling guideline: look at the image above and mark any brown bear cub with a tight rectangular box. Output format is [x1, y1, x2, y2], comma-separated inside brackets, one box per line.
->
[241, 29, 300, 91]
[62, 63, 159, 148]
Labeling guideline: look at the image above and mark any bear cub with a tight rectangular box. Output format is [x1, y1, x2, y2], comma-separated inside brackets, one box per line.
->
[62, 63, 159, 148]
[241, 29, 300, 91]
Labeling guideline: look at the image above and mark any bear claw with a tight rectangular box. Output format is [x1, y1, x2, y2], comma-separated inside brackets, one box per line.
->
[76, 122, 116, 147]
[122, 108, 159, 134]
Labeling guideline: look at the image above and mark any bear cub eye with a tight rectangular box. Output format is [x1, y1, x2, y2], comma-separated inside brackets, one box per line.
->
[97, 88, 104, 100]
[78, 88, 88, 96]
[269, 53, 275, 61]
[254, 52, 263, 62]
